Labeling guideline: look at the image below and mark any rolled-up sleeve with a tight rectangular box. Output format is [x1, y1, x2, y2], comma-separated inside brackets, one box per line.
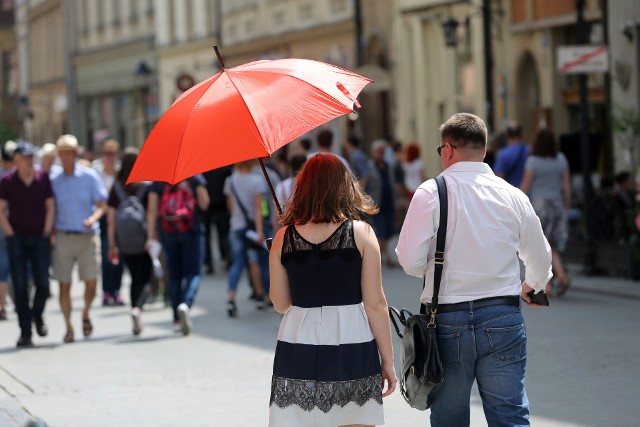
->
[518, 201, 553, 292]
[395, 185, 438, 278]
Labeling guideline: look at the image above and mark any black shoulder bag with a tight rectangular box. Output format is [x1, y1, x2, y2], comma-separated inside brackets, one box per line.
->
[389, 175, 448, 411]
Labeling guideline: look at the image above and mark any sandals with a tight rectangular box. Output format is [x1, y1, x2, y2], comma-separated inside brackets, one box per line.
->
[82, 317, 93, 337]
[63, 330, 75, 344]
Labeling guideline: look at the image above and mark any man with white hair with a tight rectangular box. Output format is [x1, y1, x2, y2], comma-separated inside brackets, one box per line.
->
[50, 134, 107, 343]
[38, 143, 62, 177]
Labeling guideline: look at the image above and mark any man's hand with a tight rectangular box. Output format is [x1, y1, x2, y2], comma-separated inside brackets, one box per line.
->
[521, 282, 546, 308]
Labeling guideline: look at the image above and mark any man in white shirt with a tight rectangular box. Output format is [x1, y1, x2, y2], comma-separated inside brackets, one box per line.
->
[396, 113, 552, 427]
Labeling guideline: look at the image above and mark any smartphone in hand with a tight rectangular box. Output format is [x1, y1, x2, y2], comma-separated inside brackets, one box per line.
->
[527, 290, 550, 306]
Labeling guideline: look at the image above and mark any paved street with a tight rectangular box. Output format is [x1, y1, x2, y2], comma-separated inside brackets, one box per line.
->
[1, 256, 639, 427]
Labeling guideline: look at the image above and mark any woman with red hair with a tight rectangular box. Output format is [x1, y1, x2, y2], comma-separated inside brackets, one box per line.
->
[403, 143, 426, 199]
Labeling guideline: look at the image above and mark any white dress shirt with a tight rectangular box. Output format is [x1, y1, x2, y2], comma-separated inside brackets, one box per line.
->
[396, 161, 552, 304]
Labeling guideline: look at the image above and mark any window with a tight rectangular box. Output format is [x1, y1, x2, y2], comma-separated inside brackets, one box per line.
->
[112, 0, 121, 26]
[298, 2, 313, 23]
[81, 0, 89, 34]
[329, 0, 347, 15]
[272, 9, 285, 29]
[96, 0, 105, 31]
[129, 0, 139, 22]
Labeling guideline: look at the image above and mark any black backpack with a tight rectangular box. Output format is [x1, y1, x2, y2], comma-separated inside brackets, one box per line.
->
[114, 182, 148, 255]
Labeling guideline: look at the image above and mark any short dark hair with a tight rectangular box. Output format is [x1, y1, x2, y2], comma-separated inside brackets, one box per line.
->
[615, 171, 632, 185]
[289, 154, 307, 177]
[299, 138, 311, 151]
[506, 122, 522, 138]
[316, 129, 333, 149]
[531, 128, 558, 157]
[346, 134, 360, 148]
[439, 113, 487, 149]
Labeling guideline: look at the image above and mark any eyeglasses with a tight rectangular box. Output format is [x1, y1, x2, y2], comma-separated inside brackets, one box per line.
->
[436, 143, 457, 157]
[102, 152, 118, 157]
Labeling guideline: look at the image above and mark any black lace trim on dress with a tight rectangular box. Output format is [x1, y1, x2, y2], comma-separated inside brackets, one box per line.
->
[281, 221, 360, 264]
[269, 374, 382, 413]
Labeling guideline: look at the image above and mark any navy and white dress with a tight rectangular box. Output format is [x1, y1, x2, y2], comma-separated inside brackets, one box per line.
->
[269, 220, 384, 426]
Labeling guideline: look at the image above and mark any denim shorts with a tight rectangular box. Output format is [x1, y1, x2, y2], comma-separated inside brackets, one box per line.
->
[0, 236, 10, 282]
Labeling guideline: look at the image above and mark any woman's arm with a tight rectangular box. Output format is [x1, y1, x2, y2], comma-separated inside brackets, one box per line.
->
[520, 169, 534, 195]
[146, 191, 159, 243]
[195, 184, 210, 212]
[269, 226, 291, 313]
[354, 220, 397, 397]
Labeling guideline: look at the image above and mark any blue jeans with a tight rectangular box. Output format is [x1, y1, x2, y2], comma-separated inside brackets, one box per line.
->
[100, 225, 123, 295]
[7, 235, 51, 336]
[429, 303, 529, 427]
[161, 231, 203, 321]
[227, 229, 269, 295]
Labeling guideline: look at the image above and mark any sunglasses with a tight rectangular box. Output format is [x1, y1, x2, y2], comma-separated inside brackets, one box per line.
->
[436, 143, 457, 157]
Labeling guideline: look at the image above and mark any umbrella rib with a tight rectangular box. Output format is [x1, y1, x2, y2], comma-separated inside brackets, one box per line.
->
[224, 72, 271, 154]
[170, 79, 218, 183]
[235, 68, 370, 112]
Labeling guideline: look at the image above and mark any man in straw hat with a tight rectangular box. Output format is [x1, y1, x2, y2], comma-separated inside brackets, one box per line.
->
[50, 134, 107, 343]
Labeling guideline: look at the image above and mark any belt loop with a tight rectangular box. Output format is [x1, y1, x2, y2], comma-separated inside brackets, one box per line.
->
[468, 300, 474, 314]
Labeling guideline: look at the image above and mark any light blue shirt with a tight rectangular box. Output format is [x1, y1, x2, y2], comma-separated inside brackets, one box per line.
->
[51, 164, 107, 234]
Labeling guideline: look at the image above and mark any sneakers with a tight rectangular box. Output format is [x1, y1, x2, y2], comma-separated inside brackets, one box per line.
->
[177, 303, 192, 336]
[34, 318, 48, 337]
[103, 292, 125, 306]
[131, 308, 143, 336]
[17, 335, 33, 348]
[227, 300, 238, 318]
[102, 293, 113, 306]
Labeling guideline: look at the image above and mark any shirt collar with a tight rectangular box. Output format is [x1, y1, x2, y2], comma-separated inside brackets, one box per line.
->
[442, 161, 494, 175]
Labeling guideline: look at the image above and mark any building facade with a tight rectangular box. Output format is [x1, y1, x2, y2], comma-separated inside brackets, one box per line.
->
[609, 0, 640, 175]
[72, 0, 156, 151]
[22, 0, 67, 145]
[0, 0, 18, 140]
[147, 0, 396, 155]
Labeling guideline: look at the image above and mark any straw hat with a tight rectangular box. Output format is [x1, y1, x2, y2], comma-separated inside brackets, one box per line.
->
[56, 134, 79, 151]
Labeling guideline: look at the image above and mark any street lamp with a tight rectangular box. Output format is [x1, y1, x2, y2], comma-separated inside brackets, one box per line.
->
[134, 61, 152, 139]
[442, 17, 459, 48]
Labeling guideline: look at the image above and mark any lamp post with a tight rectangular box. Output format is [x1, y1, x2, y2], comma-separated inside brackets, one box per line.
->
[134, 61, 152, 139]
[441, 17, 459, 48]
[576, 0, 597, 273]
[441, 3, 494, 131]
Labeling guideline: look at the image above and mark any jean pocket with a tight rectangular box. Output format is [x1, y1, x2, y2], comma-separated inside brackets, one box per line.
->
[486, 324, 526, 362]
[437, 332, 461, 368]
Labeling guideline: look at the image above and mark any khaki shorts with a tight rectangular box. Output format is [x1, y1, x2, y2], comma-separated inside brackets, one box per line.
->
[53, 233, 100, 283]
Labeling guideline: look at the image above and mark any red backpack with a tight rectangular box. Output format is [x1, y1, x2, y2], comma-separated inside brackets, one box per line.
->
[159, 182, 196, 234]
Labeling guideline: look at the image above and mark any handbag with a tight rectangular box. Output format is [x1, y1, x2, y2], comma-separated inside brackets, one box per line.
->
[229, 180, 265, 251]
[389, 175, 448, 410]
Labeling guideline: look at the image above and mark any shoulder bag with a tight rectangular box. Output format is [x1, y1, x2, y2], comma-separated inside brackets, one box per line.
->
[389, 175, 448, 411]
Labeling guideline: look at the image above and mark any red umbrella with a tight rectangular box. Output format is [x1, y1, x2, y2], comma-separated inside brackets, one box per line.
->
[127, 46, 372, 214]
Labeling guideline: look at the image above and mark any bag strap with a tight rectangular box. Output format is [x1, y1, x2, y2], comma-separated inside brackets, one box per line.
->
[229, 179, 253, 226]
[505, 144, 527, 182]
[113, 181, 127, 203]
[133, 183, 148, 201]
[421, 175, 448, 325]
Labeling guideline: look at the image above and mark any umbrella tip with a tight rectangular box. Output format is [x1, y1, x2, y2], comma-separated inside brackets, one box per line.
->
[213, 45, 225, 69]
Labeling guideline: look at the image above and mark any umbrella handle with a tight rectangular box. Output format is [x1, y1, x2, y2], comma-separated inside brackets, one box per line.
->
[259, 158, 283, 217]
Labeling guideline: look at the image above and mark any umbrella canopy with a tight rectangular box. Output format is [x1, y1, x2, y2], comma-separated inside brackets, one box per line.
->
[127, 50, 372, 187]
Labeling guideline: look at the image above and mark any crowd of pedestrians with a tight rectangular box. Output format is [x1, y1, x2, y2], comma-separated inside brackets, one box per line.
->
[1, 117, 636, 351]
